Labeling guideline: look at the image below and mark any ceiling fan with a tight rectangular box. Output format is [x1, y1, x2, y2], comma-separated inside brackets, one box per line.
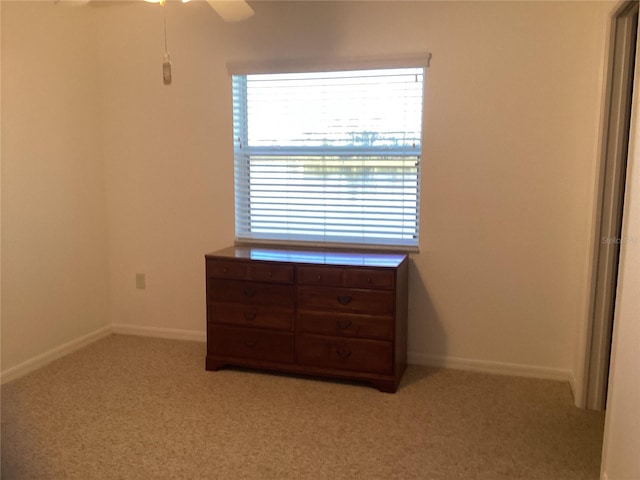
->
[57, 0, 254, 23]
[57, 0, 254, 85]
[144, 0, 254, 23]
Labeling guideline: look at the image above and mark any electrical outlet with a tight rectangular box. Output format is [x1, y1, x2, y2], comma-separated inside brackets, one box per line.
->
[135, 273, 146, 290]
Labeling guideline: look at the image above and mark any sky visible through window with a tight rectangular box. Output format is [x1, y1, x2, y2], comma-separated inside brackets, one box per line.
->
[245, 68, 423, 149]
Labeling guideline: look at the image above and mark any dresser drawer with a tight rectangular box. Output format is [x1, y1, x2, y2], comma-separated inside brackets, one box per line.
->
[208, 303, 293, 330]
[250, 263, 294, 284]
[298, 266, 395, 290]
[208, 279, 294, 306]
[298, 311, 393, 340]
[298, 266, 345, 286]
[208, 325, 294, 364]
[207, 259, 293, 284]
[296, 334, 392, 375]
[345, 268, 395, 290]
[297, 286, 394, 315]
[206, 259, 248, 280]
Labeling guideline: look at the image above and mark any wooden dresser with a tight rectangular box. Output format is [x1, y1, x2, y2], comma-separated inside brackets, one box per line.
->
[205, 245, 408, 392]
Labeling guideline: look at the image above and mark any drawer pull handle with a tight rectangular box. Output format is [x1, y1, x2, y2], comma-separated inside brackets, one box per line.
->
[244, 339, 257, 348]
[337, 320, 352, 330]
[243, 288, 256, 297]
[244, 312, 256, 321]
[336, 295, 352, 305]
[316, 275, 322, 280]
[222, 267, 229, 273]
[336, 347, 352, 360]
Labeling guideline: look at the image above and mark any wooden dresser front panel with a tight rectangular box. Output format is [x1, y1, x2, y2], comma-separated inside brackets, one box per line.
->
[297, 286, 394, 315]
[298, 266, 395, 290]
[297, 311, 393, 340]
[206, 259, 248, 280]
[208, 325, 294, 364]
[296, 334, 393, 375]
[207, 260, 294, 284]
[208, 278, 294, 306]
[208, 303, 293, 331]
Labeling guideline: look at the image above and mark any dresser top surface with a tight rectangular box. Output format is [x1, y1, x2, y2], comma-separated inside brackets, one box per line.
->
[206, 245, 407, 268]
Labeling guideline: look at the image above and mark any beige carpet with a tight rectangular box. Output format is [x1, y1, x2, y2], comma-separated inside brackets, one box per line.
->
[1, 334, 604, 479]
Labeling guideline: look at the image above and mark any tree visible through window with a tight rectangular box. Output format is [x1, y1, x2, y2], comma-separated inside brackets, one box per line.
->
[232, 66, 425, 249]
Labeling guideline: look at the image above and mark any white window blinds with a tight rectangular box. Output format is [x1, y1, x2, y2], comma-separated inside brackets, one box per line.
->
[232, 65, 425, 249]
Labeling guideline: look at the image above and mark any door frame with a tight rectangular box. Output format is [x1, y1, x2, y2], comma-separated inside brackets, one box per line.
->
[582, 0, 638, 411]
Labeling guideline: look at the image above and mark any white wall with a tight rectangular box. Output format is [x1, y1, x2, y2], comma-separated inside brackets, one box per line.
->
[600, 28, 640, 479]
[95, 1, 234, 335]
[1, 2, 110, 373]
[1, 1, 615, 387]
[97, 1, 611, 378]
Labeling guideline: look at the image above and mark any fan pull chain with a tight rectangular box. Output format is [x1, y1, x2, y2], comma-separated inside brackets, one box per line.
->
[162, 0, 172, 85]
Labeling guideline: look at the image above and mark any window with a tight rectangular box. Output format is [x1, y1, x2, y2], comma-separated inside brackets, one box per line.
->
[231, 61, 425, 249]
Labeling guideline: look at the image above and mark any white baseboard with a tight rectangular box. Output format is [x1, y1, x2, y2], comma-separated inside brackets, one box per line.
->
[111, 323, 206, 343]
[408, 352, 572, 383]
[0, 325, 113, 385]
[568, 371, 578, 396]
[2, 325, 572, 386]
[568, 371, 587, 408]
[1, 324, 205, 385]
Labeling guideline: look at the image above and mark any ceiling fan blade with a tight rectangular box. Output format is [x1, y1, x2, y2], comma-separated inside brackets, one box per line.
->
[54, 0, 92, 5]
[206, 0, 254, 22]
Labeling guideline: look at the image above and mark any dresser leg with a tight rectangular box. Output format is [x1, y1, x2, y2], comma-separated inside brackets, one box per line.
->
[206, 357, 224, 371]
[371, 379, 397, 393]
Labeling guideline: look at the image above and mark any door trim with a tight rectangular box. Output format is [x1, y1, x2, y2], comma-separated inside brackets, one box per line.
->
[582, 0, 638, 411]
